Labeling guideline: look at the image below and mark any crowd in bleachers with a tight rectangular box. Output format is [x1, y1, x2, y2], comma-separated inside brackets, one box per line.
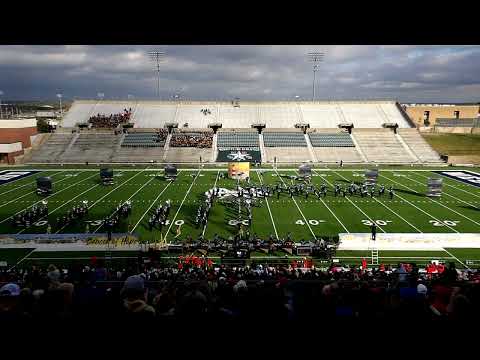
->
[88, 109, 132, 129]
[1, 259, 479, 322]
[170, 132, 213, 148]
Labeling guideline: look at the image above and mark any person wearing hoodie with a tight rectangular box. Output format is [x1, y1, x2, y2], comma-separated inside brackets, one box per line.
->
[121, 275, 155, 320]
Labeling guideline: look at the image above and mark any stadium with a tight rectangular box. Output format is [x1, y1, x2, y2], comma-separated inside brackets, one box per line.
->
[1, 98, 479, 268]
[1, 46, 480, 322]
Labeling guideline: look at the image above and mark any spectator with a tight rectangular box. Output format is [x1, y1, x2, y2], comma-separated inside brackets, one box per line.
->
[0, 283, 22, 321]
[121, 275, 155, 320]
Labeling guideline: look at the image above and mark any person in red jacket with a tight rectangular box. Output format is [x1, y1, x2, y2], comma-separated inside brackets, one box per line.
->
[361, 258, 367, 270]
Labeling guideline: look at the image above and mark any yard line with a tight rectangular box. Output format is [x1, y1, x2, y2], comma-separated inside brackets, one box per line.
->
[53, 170, 141, 233]
[309, 170, 350, 233]
[8, 248, 37, 271]
[379, 174, 460, 233]
[331, 170, 422, 233]
[202, 170, 220, 238]
[385, 173, 480, 228]
[93, 175, 157, 233]
[256, 170, 279, 239]
[164, 170, 201, 242]
[0, 171, 75, 209]
[314, 170, 386, 233]
[0, 171, 63, 196]
[16, 183, 102, 234]
[440, 248, 470, 270]
[410, 171, 480, 204]
[0, 171, 95, 225]
[132, 174, 178, 232]
[274, 169, 317, 240]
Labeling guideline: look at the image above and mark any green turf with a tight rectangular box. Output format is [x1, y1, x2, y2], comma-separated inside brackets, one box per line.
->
[1, 167, 480, 269]
[422, 133, 480, 156]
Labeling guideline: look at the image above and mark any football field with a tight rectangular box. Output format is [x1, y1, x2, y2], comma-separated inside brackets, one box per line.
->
[1, 166, 480, 268]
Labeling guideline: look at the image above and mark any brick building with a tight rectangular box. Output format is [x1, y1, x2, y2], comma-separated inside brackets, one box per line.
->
[402, 103, 480, 127]
[0, 118, 37, 164]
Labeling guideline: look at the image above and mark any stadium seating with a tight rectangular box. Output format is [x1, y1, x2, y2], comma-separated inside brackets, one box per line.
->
[352, 129, 417, 163]
[262, 129, 310, 162]
[60, 132, 122, 163]
[217, 104, 259, 128]
[62, 100, 413, 129]
[62, 101, 136, 127]
[217, 129, 259, 149]
[258, 104, 301, 127]
[164, 129, 214, 162]
[435, 119, 477, 127]
[263, 131, 307, 147]
[397, 128, 443, 163]
[308, 132, 355, 147]
[28, 100, 445, 164]
[130, 103, 177, 128]
[29, 133, 75, 163]
[121, 130, 168, 148]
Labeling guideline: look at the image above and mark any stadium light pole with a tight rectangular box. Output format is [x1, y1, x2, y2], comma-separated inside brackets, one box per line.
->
[149, 50, 165, 99]
[56, 93, 63, 116]
[0, 90, 3, 118]
[307, 52, 324, 102]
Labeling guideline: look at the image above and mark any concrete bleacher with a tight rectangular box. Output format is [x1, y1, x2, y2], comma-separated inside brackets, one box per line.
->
[60, 132, 122, 163]
[131, 103, 176, 128]
[218, 105, 259, 128]
[397, 128, 443, 163]
[112, 147, 165, 163]
[29, 133, 75, 163]
[352, 129, 417, 163]
[28, 99, 445, 164]
[62, 101, 136, 127]
[62, 100, 412, 129]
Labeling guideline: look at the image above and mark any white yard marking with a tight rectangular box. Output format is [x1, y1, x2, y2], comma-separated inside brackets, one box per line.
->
[132, 174, 177, 232]
[315, 170, 386, 233]
[274, 169, 317, 240]
[386, 172, 480, 228]
[0, 172, 95, 225]
[165, 171, 201, 241]
[310, 170, 350, 233]
[202, 170, 220, 238]
[16, 182, 102, 234]
[379, 174, 460, 233]
[53, 170, 142, 233]
[93, 175, 157, 233]
[8, 248, 37, 271]
[256, 170, 279, 239]
[331, 170, 422, 233]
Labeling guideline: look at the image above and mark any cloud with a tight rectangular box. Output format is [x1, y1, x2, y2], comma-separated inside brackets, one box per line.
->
[0, 45, 479, 102]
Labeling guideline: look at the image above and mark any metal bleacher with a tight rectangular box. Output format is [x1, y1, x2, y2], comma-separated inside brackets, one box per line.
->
[308, 132, 355, 147]
[122, 132, 166, 147]
[217, 130, 259, 150]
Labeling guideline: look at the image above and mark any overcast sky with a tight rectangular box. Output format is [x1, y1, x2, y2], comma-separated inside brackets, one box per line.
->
[0, 45, 479, 102]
